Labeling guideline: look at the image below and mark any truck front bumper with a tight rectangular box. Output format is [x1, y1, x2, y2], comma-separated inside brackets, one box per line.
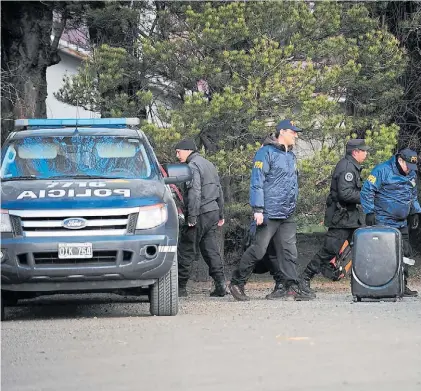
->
[1, 234, 177, 292]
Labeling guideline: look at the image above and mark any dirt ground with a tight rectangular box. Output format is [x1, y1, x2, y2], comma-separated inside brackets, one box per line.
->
[2, 231, 420, 391]
[2, 279, 421, 391]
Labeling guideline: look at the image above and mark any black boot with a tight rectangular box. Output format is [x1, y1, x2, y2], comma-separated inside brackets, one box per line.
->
[298, 274, 316, 299]
[265, 282, 288, 300]
[404, 285, 418, 297]
[210, 280, 227, 297]
[229, 283, 250, 301]
[178, 282, 188, 298]
[286, 283, 315, 301]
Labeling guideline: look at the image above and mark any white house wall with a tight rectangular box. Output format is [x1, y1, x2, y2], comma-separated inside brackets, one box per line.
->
[46, 51, 99, 119]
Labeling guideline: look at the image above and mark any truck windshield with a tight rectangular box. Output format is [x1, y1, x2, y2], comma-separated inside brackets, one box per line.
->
[1, 135, 154, 180]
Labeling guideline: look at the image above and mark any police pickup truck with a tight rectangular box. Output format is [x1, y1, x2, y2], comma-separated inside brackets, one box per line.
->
[0, 118, 191, 320]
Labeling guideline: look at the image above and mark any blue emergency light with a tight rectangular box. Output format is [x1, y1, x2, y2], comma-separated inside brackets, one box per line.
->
[14, 118, 140, 128]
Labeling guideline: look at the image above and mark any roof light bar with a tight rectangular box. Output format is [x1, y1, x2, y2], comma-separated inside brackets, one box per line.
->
[14, 118, 140, 127]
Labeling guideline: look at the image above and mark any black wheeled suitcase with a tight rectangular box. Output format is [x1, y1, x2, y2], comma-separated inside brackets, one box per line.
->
[351, 226, 404, 302]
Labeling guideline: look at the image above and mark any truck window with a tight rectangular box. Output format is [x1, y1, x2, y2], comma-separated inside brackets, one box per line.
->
[1, 135, 154, 180]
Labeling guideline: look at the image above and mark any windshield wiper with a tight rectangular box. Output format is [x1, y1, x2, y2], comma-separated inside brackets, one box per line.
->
[2, 175, 39, 181]
[47, 174, 124, 180]
[2, 174, 128, 182]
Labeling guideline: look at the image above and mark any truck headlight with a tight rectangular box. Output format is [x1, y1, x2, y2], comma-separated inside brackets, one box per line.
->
[0, 209, 12, 233]
[136, 204, 168, 230]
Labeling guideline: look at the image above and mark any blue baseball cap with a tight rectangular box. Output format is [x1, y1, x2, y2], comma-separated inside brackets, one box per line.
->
[275, 119, 302, 132]
[398, 148, 418, 171]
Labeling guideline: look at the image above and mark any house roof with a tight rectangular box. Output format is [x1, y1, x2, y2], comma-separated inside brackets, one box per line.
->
[57, 41, 89, 60]
[51, 26, 91, 61]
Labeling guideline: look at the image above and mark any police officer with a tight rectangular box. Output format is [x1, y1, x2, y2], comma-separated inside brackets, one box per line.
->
[361, 148, 421, 297]
[175, 139, 227, 297]
[229, 119, 311, 301]
[299, 139, 369, 298]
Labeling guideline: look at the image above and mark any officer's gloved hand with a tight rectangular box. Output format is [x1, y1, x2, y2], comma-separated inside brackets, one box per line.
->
[187, 216, 197, 227]
[365, 213, 376, 226]
[408, 214, 419, 230]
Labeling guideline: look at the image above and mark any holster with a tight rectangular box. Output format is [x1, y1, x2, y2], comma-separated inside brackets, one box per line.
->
[331, 202, 348, 225]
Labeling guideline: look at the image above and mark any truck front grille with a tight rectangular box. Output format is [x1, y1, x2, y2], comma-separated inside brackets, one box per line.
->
[9, 208, 139, 237]
[33, 251, 118, 265]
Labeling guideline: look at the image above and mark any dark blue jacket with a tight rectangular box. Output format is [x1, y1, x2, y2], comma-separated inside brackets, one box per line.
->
[250, 136, 298, 219]
[361, 156, 421, 228]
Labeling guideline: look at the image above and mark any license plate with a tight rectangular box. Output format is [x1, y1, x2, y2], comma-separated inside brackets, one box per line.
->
[58, 243, 93, 259]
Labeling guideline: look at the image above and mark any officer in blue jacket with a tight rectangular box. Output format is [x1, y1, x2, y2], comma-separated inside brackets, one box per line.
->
[229, 120, 312, 301]
[360, 148, 421, 296]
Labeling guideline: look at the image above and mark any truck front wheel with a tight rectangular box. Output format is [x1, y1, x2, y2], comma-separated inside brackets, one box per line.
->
[1, 294, 5, 321]
[149, 256, 179, 316]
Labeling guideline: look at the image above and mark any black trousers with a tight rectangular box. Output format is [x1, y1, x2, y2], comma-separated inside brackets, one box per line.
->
[253, 240, 284, 284]
[305, 228, 355, 279]
[178, 210, 225, 287]
[305, 226, 413, 284]
[231, 217, 299, 287]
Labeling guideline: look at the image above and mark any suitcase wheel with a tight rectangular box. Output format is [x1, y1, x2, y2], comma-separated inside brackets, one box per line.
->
[353, 296, 361, 303]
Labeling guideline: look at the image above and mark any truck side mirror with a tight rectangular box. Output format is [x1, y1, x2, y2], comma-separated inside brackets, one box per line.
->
[163, 163, 192, 185]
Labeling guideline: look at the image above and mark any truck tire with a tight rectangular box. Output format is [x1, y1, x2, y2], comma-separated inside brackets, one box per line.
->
[1, 295, 5, 321]
[2, 291, 18, 306]
[149, 256, 179, 316]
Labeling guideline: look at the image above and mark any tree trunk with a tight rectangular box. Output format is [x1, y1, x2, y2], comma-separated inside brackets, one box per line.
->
[1, 2, 60, 142]
[372, 1, 421, 150]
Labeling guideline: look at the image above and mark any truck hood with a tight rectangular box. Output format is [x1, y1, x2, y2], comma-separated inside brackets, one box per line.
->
[1, 179, 166, 210]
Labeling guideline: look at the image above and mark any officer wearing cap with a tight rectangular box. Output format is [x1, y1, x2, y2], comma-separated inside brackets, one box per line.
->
[174, 138, 227, 298]
[229, 119, 312, 301]
[299, 139, 369, 298]
[361, 148, 421, 297]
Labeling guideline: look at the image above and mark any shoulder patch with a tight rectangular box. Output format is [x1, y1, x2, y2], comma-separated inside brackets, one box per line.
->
[344, 172, 354, 182]
[367, 174, 376, 185]
[410, 179, 416, 187]
[254, 161, 263, 169]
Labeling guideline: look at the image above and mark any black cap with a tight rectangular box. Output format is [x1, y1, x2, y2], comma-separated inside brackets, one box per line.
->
[346, 139, 370, 153]
[398, 148, 418, 171]
[275, 119, 302, 132]
[174, 139, 197, 151]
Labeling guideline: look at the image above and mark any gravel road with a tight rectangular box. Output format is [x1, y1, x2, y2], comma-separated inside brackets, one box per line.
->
[2, 279, 421, 391]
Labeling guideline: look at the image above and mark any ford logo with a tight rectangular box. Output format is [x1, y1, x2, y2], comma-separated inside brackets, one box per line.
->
[62, 218, 87, 230]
